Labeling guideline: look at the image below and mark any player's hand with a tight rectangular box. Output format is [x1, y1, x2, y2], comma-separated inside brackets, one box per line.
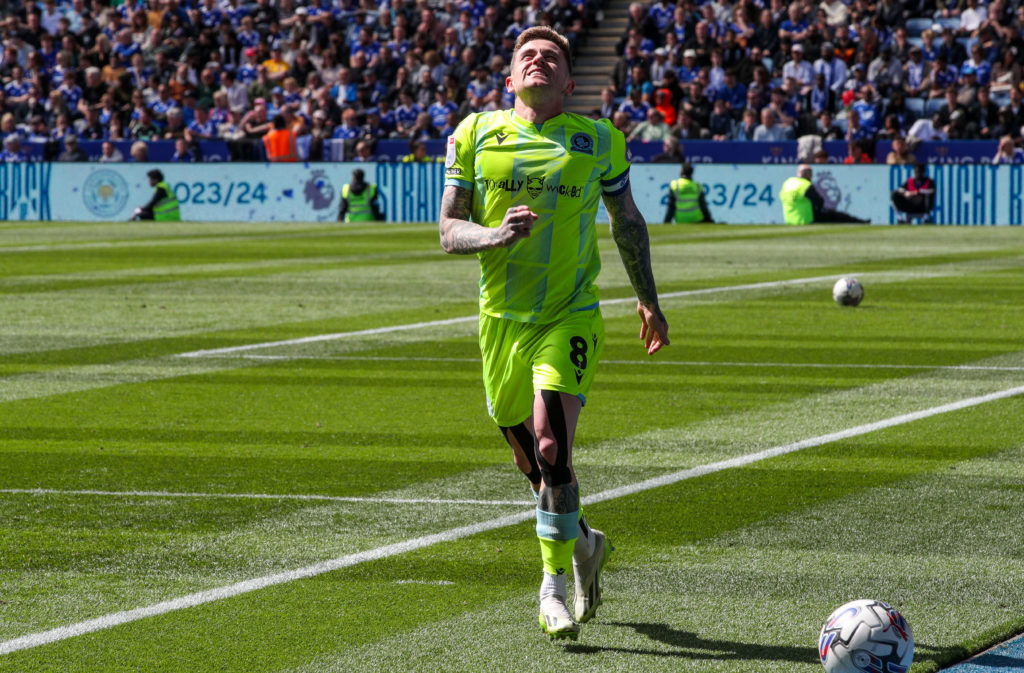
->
[637, 301, 669, 355]
[495, 205, 538, 247]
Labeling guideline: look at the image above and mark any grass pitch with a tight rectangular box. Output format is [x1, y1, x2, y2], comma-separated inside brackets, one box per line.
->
[1, 221, 1023, 672]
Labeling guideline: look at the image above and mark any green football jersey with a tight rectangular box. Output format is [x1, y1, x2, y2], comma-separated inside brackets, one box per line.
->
[444, 109, 630, 323]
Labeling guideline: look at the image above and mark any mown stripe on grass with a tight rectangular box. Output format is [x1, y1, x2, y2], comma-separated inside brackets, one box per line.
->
[175, 275, 842, 358]
[237, 353, 1024, 373]
[0, 488, 531, 507]
[3, 382, 1023, 657]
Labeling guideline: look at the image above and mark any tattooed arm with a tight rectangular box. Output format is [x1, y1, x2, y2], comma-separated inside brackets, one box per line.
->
[439, 184, 537, 254]
[604, 186, 670, 354]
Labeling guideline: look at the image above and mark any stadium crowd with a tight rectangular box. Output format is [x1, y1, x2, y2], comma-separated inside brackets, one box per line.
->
[1, 0, 1023, 163]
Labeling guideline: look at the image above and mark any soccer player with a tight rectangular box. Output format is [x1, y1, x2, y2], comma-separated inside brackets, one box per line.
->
[438, 26, 670, 640]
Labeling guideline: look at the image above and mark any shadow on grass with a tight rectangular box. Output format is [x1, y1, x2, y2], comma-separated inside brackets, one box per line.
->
[564, 621, 820, 663]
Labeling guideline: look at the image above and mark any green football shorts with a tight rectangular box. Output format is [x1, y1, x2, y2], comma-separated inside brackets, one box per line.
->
[479, 308, 605, 427]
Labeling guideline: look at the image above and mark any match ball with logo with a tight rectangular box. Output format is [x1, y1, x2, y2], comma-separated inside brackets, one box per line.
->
[832, 277, 864, 307]
[819, 599, 914, 673]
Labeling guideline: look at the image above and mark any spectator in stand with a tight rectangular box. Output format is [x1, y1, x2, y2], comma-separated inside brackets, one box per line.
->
[627, 108, 671, 143]
[885, 136, 915, 164]
[171, 137, 195, 162]
[961, 43, 992, 87]
[707, 98, 733, 140]
[908, 111, 949, 142]
[653, 89, 676, 126]
[753, 106, 792, 141]
[807, 72, 834, 115]
[428, 85, 458, 130]
[684, 21, 716, 67]
[904, 46, 931, 98]
[732, 108, 760, 140]
[817, 109, 844, 140]
[845, 108, 871, 143]
[620, 2, 659, 56]
[1, 135, 29, 162]
[820, 0, 849, 27]
[618, 87, 651, 127]
[58, 134, 89, 161]
[813, 42, 848, 96]
[928, 53, 959, 99]
[844, 139, 873, 163]
[993, 135, 1024, 163]
[714, 69, 747, 117]
[778, 3, 811, 44]
[851, 85, 882, 137]
[990, 107, 1022, 142]
[332, 107, 360, 140]
[186, 105, 217, 143]
[960, 0, 987, 36]
[676, 49, 700, 85]
[675, 108, 703, 139]
[99, 140, 124, 163]
[650, 48, 671, 87]
[163, 108, 187, 140]
[782, 43, 813, 95]
[652, 136, 684, 162]
[936, 25, 967, 66]
[868, 45, 902, 97]
[598, 87, 616, 119]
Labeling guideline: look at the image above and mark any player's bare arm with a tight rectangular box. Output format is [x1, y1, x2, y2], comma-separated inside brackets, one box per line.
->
[439, 184, 537, 254]
[604, 186, 670, 354]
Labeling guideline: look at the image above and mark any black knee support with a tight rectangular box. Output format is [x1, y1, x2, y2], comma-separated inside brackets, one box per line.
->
[500, 423, 541, 486]
[537, 389, 573, 487]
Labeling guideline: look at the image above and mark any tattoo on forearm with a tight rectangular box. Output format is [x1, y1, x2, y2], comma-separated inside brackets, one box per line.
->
[439, 185, 492, 254]
[605, 190, 661, 308]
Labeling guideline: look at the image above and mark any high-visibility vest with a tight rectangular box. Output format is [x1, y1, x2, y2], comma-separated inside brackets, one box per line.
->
[341, 183, 377, 222]
[153, 181, 181, 221]
[669, 178, 704, 223]
[263, 128, 298, 162]
[779, 176, 814, 225]
[401, 153, 431, 163]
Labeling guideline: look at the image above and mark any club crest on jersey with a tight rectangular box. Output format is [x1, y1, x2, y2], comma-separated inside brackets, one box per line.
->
[526, 175, 544, 198]
[445, 136, 457, 168]
[569, 132, 594, 155]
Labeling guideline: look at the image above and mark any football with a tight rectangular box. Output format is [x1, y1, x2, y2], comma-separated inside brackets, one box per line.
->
[833, 277, 865, 306]
[819, 599, 914, 673]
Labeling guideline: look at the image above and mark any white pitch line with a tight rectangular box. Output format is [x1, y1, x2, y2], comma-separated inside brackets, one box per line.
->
[234, 353, 1024, 373]
[175, 275, 840, 358]
[0, 488, 531, 507]
[4, 382, 1024, 657]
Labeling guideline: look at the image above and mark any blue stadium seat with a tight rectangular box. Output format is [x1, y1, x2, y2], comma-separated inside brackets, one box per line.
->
[907, 37, 925, 50]
[761, 56, 773, 73]
[905, 97, 926, 119]
[906, 18, 932, 36]
[925, 97, 947, 116]
[936, 17, 960, 31]
[833, 117, 848, 134]
[957, 37, 977, 53]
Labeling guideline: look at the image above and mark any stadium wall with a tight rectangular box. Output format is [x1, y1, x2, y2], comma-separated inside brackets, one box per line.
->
[2, 161, 1022, 225]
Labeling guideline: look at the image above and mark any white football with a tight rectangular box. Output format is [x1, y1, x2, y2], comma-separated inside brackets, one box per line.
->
[819, 599, 914, 673]
[833, 277, 864, 306]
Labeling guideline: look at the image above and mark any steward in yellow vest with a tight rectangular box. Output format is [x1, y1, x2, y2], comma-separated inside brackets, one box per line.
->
[664, 163, 714, 223]
[131, 169, 181, 221]
[338, 169, 384, 221]
[780, 164, 869, 225]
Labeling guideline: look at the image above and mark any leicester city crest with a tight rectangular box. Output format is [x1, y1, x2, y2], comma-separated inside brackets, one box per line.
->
[82, 169, 130, 218]
[526, 175, 544, 198]
[569, 132, 594, 155]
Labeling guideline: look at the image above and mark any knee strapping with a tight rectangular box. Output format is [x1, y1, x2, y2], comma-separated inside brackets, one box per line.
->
[537, 390, 573, 487]
[500, 423, 541, 485]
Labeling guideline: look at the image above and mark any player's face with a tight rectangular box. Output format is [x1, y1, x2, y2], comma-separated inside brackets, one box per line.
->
[507, 39, 573, 97]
